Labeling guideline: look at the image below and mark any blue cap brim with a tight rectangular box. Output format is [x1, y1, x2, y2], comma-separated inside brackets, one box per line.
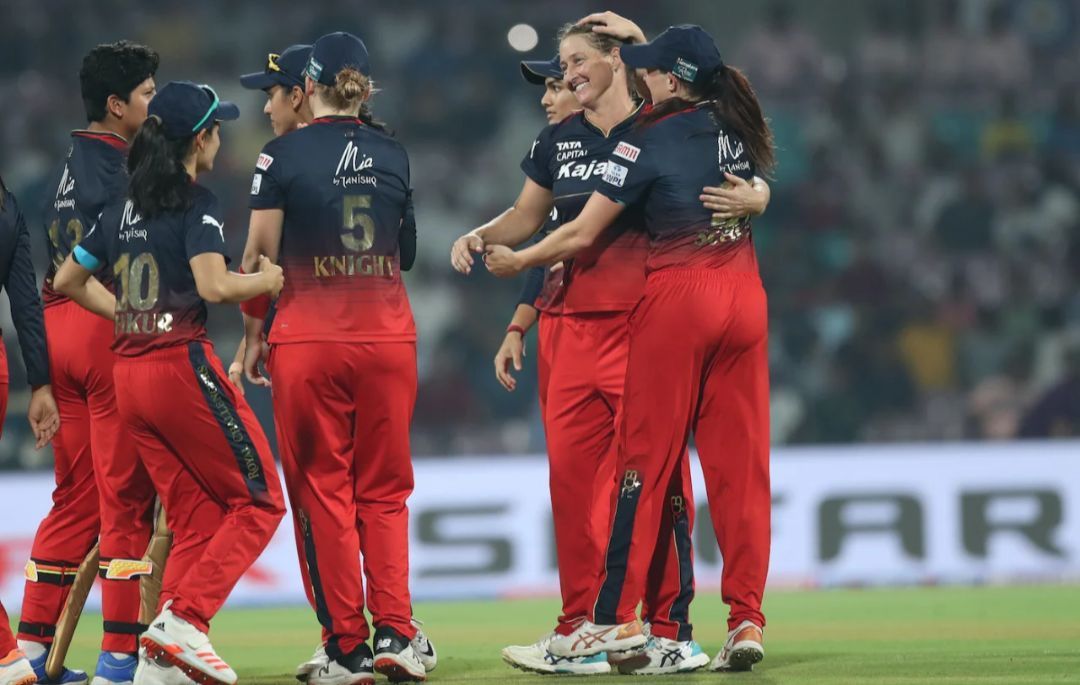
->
[618, 43, 660, 70]
[240, 71, 278, 90]
[520, 60, 560, 85]
[215, 101, 240, 122]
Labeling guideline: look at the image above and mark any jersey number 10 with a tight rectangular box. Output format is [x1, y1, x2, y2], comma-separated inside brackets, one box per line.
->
[114, 252, 161, 311]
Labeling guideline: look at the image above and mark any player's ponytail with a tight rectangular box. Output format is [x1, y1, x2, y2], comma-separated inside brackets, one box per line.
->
[315, 67, 392, 134]
[638, 65, 775, 176]
[127, 115, 195, 218]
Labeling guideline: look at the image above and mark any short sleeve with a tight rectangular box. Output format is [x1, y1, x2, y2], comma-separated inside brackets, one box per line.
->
[185, 193, 229, 261]
[248, 147, 286, 210]
[520, 124, 555, 190]
[74, 212, 109, 271]
[595, 133, 657, 207]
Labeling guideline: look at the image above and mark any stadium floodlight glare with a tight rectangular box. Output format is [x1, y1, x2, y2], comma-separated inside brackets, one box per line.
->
[507, 23, 539, 52]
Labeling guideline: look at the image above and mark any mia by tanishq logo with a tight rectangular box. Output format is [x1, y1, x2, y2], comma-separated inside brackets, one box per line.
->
[53, 164, 76, 211]
[334, 141, 377, 188]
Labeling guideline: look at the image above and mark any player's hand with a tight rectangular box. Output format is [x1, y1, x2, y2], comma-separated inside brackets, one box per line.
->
[27, 385, 60, 449]
[258, 255, 284, 298]
[243, 335, 272, 388]
[451, 233, 485, 274]
[494, 329, 527, 391]
[701, 174, 765, 220]
[576, 11, 647, 44]
[483, 244, 524, 278]
[227, 361, 245, 395]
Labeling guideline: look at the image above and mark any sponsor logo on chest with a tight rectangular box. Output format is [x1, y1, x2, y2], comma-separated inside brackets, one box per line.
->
[555, 139, 589, 162]
[557, 158, 608, 181]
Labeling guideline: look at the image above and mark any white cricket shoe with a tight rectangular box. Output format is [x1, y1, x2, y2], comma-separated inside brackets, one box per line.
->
[307, 644, 374, 685]
[710, 620, 764, 672]
[547, 619, 647, 658]
[617, 635, 709, 675]
[132, 647, 194, 685]
[0, 649, 36, 685]
[372, 627, 425, 683]
[501, 631, 611, 675]
[408, 620, 437, 673]
[140, 606, 236, 685]
[294, 645, 327, 683]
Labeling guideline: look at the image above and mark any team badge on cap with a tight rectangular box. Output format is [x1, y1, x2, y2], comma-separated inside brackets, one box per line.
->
[305, 56, 324, 82]
[673, 58, 699, 83]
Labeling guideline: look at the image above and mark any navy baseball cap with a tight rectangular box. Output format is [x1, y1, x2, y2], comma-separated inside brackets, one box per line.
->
[241, 44, 312, 90]
[305, 32, 370, 85]
[619, 25, 724, 85]
[149, 81, 240, 140]
[520, 55, 562, 85]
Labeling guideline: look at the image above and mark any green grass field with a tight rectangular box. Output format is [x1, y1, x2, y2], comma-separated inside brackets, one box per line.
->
[60, 585, 1080, 684]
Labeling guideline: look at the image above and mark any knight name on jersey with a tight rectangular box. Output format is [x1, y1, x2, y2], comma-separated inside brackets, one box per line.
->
[313, 254, 396, 279]
[557, 158, 609, 181]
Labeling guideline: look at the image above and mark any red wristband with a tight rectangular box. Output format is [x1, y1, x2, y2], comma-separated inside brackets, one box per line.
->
[506, 324, 526, 336]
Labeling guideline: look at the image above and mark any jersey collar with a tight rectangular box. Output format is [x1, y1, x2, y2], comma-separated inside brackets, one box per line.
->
[310, 115, 365, 126]
[72, 129, 128, 152]
[581, 101, 644, 139]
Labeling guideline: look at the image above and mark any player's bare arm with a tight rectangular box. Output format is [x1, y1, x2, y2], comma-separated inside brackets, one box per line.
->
[53, 253, 117, 320]
[241, 208, 284, 273]
[242, 311, 271, 388]
[495, 304, 539, 392]
[27, 384, 60, 449]
[190, 253, 282, 303]
[484, 191, 624, 277]
[451, 179, 554, 274]
[701, 174, 771, 220]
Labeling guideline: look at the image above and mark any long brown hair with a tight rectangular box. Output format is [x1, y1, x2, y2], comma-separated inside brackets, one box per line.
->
[640, 65, 775, 176]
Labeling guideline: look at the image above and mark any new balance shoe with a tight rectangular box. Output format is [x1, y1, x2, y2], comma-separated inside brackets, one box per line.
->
[547, 619, 647, 658]
[132, 647, 193, 685]
[140, 606, 236, 685]
[617, 636, 709, 675]
[90, 653, 137, 685]
[710, 620, 764, 672]
[501, 631, 610, 675]
[294, 645, 327, 683]
[27, 649, 87, 685]
[308, 644, 373, 685]
[0, 649, 37, 685]
[408, 620, 436, 673]
[372, 626, 425, 683]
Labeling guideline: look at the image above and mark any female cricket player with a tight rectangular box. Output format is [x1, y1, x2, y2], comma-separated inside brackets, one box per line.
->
[0, 173, 59, 685]
[240, 32, 425, 685]
[456, 17, 769, 676]
[54, 80, 286, 685]
[484, 24, 776, 674]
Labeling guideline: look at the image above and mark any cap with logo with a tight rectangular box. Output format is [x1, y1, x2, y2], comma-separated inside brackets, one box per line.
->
[241, 44, 312, 91]
[305, 32, 370, 85]
[149, 81, 239, 140]
[619, 25, 724, 85]
[520, 55, 562, 85]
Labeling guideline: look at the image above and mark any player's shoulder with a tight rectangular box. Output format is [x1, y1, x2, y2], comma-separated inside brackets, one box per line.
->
[189, 183, 220, 213]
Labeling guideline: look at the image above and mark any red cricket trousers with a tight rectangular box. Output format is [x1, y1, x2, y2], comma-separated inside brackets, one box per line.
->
[538, 312, 696, 641]
[112, 341, 285, 633]
[589, 269, 771, 632]
[269, 341, 416, 659]
[20, 302, 156, 653]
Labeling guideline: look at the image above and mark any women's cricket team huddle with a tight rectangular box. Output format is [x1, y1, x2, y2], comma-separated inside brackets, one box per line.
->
[0, 8, 775, 685]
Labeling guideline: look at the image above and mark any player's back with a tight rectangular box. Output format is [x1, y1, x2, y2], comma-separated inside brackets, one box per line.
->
[41, 130, 127, 305]
[249, 116, 415, 343]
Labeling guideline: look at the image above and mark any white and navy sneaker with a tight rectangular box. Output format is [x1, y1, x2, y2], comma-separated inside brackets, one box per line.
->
[372, 627, 425, 683]
[547, 619, 647, 658]
[308, 644, 373, 685]
[90, 652, 138, 685]
[408, 620, 436, 673]
[26, 648, 86, 685]
[710, 620, 764, 672]
[294, 645, 327, 683]
[617, 636, 709, 675]
[140, 606, 235, 685]
[501, 631, 611, 675]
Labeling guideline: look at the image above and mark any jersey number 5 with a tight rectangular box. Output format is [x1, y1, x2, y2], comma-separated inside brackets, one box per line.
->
[341, 194, 375, 253]
[114, 252, 161, 311]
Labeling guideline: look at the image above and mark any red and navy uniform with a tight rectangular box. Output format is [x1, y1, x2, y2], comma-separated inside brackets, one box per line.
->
[21, 131, 156, 654]
[518, 106, 696, 640]
[249, 116, 416, 657]
[589, 104, 770, 632]
[0, 178, 51, 656]
[75, 185, 285, 633]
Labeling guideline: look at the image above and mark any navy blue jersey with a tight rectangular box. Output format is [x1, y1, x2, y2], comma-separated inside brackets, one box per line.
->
[0, 181, 50, 386]
[520, 107, 649, 314]
[597, 105, 758, 272]
[76, 185, 229, 356]
[249, 116, 415, 343]
[41, 131, 127, 306]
